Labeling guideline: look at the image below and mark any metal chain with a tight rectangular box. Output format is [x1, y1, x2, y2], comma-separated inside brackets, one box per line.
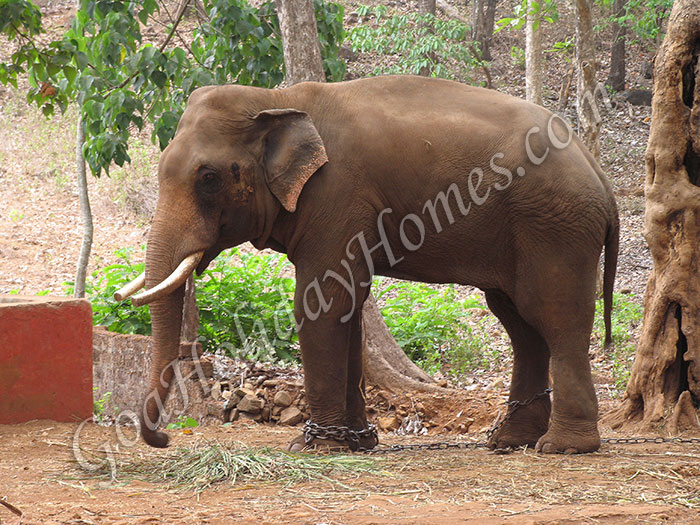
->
[303, 421, 379, 450]
[486, 388, 553, 440]
[301, 389, 700, 455]
[602, 436, 700, 445]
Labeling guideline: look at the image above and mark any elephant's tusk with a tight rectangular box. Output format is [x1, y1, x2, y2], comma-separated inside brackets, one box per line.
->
[114, 272, 146, 302]
[131, 251, 204, 307]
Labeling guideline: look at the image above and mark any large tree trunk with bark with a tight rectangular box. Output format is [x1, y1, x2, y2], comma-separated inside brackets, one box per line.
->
[275, 0, 438, 393]
[471, 0, 497, 61]
[604, 0, 700, 435]
[606, 0, 626, 92]
[363, 296, 443, 393]
[525, 4, 543, 105]
[574, 0, 601, 160]
[275, 0, 325, 85]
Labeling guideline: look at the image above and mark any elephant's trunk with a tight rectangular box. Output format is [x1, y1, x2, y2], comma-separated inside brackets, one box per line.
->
[140, 235, 187, 448]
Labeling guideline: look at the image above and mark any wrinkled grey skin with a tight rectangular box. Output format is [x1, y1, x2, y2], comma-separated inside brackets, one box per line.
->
[140, 75, 618, 454]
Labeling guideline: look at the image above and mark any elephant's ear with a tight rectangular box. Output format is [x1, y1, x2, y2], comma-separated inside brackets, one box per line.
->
[253, 108, 328, 213]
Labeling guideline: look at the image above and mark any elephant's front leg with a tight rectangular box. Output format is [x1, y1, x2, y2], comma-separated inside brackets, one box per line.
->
[288, 305, 376, 452]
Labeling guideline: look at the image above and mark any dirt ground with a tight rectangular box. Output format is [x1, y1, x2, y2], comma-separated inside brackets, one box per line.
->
[2, 420, 700, 524]
[2, 1, 697, 523]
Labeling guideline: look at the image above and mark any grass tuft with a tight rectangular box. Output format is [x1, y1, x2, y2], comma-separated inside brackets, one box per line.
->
[76, 441, 386, 492]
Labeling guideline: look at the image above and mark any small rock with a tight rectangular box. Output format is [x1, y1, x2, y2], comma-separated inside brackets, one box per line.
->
[237, 394, 264, 414]
[377, 414, 400, 431]
[261, 406, 270, 421]
[211, 381, 222, 401]
[221, 389, 232, 401]
[273, 390, 293, 408]
[338, 45, 357, 62]
[263, 379, 281, 387]
[272, 406, 283, 417]
[233, 387, 255, 398]
[279, 407, 303, 426]
[206, 402, 225, 419]
[239, 411, 263, 423]
[436, 379, 448, 388]
[228, 408, 240, 422]
[491, 378, 504, 390]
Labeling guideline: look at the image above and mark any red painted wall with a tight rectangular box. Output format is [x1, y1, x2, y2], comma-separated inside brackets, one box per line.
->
[0, 296, 93, 424]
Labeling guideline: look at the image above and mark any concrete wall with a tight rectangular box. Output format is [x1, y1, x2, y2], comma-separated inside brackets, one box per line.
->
[92, 328, 216, 424]
[0, 295, 93, 424]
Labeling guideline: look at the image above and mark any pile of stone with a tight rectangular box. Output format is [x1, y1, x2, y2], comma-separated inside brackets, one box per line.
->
[197, 354, 310, 427]
[209, 378, 308, 426]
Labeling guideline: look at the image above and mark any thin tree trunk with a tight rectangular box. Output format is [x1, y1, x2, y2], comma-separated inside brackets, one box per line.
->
[604, 0, 700, 435]
[73, 112, 92, 298]
[472, 0, 497, 60]
[574, 0, 601, 160]
[418, 0, 436, 76]
[606, 0, 626, 92]
[558, 63, 575, 111]
[275, 0, 437, 392]
[275, 0, 325, 85]
[525, 5, 543, 105]
[181, 275, 199, 342]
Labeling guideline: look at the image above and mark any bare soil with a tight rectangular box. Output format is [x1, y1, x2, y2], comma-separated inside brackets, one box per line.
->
[2, 1, 697, 524]
[2, 420, 700, 524]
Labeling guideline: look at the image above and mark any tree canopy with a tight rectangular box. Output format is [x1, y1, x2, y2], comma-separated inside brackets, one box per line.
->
[0, 0, 345, 176]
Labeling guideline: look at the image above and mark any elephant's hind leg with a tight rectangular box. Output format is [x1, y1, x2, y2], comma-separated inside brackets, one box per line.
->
[485, 290, 551, 450]
[515, 264, 601, 454]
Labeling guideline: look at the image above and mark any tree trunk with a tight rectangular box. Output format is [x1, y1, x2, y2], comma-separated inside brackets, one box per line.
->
[181, 275, 199, 342]
[604, 0, 700, 435]
[606, 0, 626, 92]
[574, 0, 601, 160]
[275, 1, 437, 392]
[73, 112, 92, 298]
[363, 295, 442, 393]
[525, 4, 543, 105]
[275, 0, 325, 85]
[418, 0, 436, 76]
[472, 0, 497, 61]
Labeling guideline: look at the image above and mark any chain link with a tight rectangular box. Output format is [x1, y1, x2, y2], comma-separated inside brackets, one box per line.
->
[602, 436, 700, 445]
[486, 388, 553, 440]
[359, 439, 488, 454]
[301, 390, 700, 455]
[303, 421, 379, 450]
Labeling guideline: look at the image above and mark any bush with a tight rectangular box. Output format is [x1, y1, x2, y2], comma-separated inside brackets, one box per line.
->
[594, 292, 644, 392]
[78, 249, 496, 371]
[349, 6, 484, 81]
[196, 249, 297, 363]
[372, 278, 489, 374]
[66, 247, 151, 335]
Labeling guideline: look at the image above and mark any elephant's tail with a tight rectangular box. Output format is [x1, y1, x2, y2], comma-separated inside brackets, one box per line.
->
[603, 210, 619, 348]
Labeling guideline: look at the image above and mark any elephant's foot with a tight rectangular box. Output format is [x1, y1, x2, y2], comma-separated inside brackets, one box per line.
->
[487, 396, 550, 450]
[534, 421, 600, 454]
[287, 427, 379, 453]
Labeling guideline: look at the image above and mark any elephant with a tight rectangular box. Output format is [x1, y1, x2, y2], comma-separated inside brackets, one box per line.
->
[117, 75, 618, 454]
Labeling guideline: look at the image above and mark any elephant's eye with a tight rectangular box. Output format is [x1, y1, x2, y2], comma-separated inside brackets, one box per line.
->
[197, 168, 223, 194]
[231, 162, 241, 182]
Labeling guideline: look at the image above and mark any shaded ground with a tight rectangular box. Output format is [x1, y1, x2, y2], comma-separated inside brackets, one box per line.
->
[2, 420, 700, 524]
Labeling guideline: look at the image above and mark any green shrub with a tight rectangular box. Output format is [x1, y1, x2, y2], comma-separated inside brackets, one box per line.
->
[372, 278, 488, 374]
[349, 7, 484, 81]
[66, 247, 151, 335]
[78, 248, 496, 371]
[594, 292, 644, 392]
[196, 249, 297, 362]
